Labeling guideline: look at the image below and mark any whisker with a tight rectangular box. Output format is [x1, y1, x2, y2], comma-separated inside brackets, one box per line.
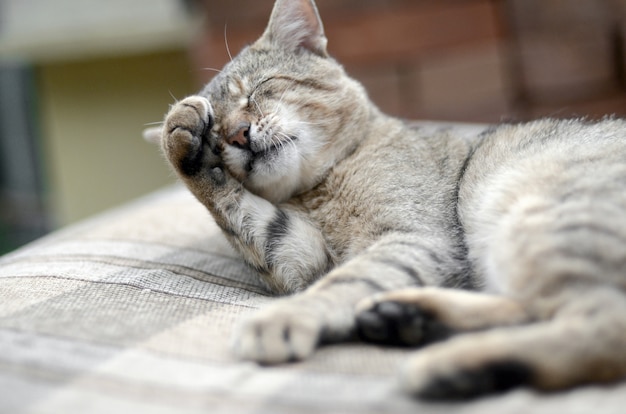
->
[295, 120, 324, 126]
[276, 131, 289, 141]
[202, 67, 224, 74]
[286, 134, 299, 153]
[273, 88, 290, 113]
[271, 133, 281, 152]
[224, 24, 233, 62]
[144, 121, 164, 126]
[278, 134, 287, 152]
[266, 133, 280, 149]
[276, 131, 297, 153]
[168, 90, 179, 103]
[251, 96, 265, 117]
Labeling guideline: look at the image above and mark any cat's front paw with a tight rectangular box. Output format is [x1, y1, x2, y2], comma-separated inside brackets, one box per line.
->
[232, 302, 323, 364]
[162, 96, 219, 177]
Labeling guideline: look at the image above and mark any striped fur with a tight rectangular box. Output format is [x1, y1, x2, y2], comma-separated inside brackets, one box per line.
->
[154, 0, 626, 399]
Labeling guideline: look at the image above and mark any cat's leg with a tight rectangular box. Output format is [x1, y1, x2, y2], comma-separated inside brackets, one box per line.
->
[398, 186, 626, 399]
[233, 232, 466, 363]
[355, 287, 531, 347]
[162, 96, 331, 293]
[399, 286, 626, 400]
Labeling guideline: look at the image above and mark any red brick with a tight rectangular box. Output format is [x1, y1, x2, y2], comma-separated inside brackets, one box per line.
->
[516, 34, 616, 104]
[346, 64, 409, 117]
[609, 0, 626, 17]
[326, 1, 503, 64]
[508, 0, 612, 33]
[412, 100, 517, 123]
[528, 93, 626, 119]
[198, 0, 271, 26]
[412, 41, 513, 122]
[188, 0, 626, 122]
[192, 0, 503, 76]
[189, 25, 264, 84]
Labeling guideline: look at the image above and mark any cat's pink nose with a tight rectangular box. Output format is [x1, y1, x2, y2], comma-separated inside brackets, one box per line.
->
[227, 125, 250, 148]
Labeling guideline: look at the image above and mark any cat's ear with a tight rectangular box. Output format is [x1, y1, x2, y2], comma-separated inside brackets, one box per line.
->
[142, 126, 163, 145]
[260, 0, 328, 57]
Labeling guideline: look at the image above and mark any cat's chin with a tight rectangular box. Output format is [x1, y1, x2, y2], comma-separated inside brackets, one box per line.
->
[246, 170, 303, 204]
[223, 145, 304, 203]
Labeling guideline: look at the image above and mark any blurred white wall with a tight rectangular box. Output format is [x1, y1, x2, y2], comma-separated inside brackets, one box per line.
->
[0, 0, 199, 227]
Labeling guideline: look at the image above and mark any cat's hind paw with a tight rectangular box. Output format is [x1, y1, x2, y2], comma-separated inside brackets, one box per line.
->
[400, 332, 534, 400]
[403, 354, 532, 400]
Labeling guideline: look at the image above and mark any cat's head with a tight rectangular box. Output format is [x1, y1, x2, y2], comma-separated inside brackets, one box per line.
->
[147, 0, 374, 203]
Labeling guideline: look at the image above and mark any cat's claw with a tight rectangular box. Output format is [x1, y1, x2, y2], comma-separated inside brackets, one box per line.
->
[232, 303, 322, 364]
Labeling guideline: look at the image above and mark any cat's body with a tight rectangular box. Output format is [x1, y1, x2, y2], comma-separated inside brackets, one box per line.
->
[151, 0, 626, 399]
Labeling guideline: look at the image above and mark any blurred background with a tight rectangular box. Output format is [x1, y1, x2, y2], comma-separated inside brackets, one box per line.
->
[1, 0, 626, 254]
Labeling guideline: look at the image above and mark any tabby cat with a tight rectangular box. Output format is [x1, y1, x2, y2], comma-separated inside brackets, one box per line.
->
[146, 0, 626, 399]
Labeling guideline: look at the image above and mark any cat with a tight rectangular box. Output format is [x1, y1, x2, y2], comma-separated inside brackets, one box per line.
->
[146, 0, 626, 400]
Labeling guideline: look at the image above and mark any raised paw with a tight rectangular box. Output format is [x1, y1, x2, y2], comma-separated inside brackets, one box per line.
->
[355, 294, 452, 347]
[232, 303, 323, 364]
[162, 96, 218, 177]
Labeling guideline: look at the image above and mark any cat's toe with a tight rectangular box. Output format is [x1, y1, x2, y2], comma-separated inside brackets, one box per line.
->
[232, 306, 322, 364]
[356, 300, 425, 346]
[208, 166, 227, 186]
[163, 96, 214, 174]
[356, 299, 452, 347]
[165, 97, 212, 139]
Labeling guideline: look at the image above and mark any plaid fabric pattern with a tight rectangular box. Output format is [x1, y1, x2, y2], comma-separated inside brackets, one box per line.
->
[2, 149, 626, 413]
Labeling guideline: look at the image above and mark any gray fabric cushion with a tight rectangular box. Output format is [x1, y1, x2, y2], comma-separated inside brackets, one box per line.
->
[1, 160, 626, 413]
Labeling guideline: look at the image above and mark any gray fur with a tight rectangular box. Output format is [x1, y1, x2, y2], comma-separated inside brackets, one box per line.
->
[154, 0, 626, 398]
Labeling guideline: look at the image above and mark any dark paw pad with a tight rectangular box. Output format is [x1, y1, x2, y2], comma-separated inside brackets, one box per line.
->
[181, 139, 226, 183]
[179, 138, 206, 176]
[209, 166, 227, 186]
[356, 301, 451, 347]
[417, 360, 533, 400]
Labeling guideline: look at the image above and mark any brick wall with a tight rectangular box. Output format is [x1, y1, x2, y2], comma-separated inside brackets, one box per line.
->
[190, 0, 626, 123]
[508, 0, 626, 119]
